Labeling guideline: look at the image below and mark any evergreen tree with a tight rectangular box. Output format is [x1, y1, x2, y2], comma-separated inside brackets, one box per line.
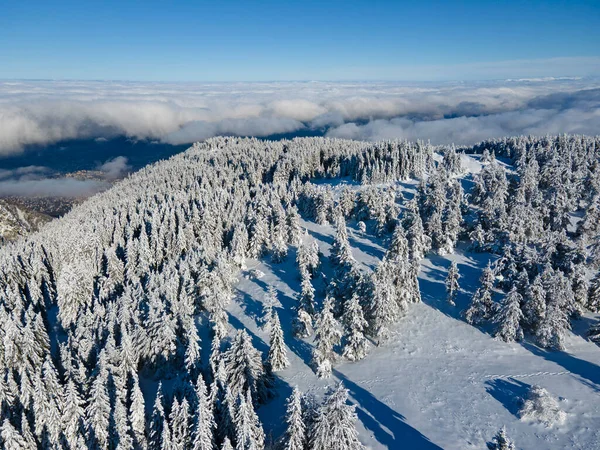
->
[494, 287, 524, 342]
[282, 387, 306, 450]
[85, 358, 111, 449]
[234, 391, 265, 450]
[464, 262, 496, 325]
[588, 272, 600, 312]
[149, 383, 166, 450]
[192, 373, 215, 450]
[342, 293, 369, 362]
[267, 311, 289, 372]
[130, 373, 146, 449]
[1, 419, 29, 450]
[536, 296, 571, 351]
[312, 297, 342, 378]
[222, 329, 271, 404]
[445, 262, 460, 307]
[368, 259, 400, 344]
[309, 383, 364, 450]
[487, 427, 515, 450]
[221, 438, 234, 450]
[523, 274, 546, 332]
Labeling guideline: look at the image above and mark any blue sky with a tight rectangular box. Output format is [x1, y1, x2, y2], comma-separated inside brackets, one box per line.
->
[1, 0, 599, 81]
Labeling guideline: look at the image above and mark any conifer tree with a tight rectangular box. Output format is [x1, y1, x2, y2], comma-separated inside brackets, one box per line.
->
[312, 297, 342, 378]
[192, 373, 215, 450]
[445, 262, 460, 307]
[129, 373, 146, 448]
[487, 426, 515, 450]
[310, 383, 364, 450]
[222, 329, 270, 404]
[342, 293, 369, 361]
[494, 287, 524, 342]
[85, 358, 111, 449]
[464, 262, 495, 325]
[1, 419, 29, 450]
[234, 391, 265, 450]
[368, 259, 400, 345]
[221, 438, 234, 450]
[282, 387, 306, 450]
[267, 311, 289, 372]
[149, 383, 166, 450]
[588, 272, 600, 312]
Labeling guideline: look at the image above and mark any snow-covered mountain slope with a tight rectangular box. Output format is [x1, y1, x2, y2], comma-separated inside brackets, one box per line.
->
[231, 216, 600, 450]
[1, 135, 599, 450]
[0, 198, 51, 241]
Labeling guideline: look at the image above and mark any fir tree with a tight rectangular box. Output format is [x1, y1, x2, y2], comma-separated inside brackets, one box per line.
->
[1, 419, 29, 450]
[494, 287, 524, 342]
[309, 383, 364, 450]
[342, 293, 369, 362]
[234, 391, 265, 450]
[222, 329, 271, 404]
[149, 383, 166, 450]
[192, 373, 216, 450]
[130, 373, 146, 449]
[445, 262, 460, 307]
[312, 297, 342, 378]
[464, 262, 496, 325]
[487, 426, 515, 450]
[588, 272, 600, 312]
[282, 387, 306, 450]
[267, 311, 289, 372]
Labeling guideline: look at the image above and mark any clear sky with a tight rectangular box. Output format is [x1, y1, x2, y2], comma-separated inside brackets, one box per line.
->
[1, 0, 599, 81]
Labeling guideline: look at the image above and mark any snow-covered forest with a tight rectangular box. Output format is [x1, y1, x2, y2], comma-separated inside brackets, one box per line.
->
[1, 135, 599, 449]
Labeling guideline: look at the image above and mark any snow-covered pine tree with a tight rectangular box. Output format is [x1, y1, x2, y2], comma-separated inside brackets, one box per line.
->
[445, 262, 460, 306]
[234, 390, 265, 450]
[464, 262, 496, 325]
[267, 311, 289, 372]
[149, 383, 166, 450]
[312, 296, 342, 378]
[192, 373, 215, 450]
[330, 215, 354, 269]
[221, 437, 234, 450]
[494, 286, 524, 342]
[262, 286, 278, 331]
[368, 259, 400, 345]
[282, 387, 306, 450]
[85, 356, 111, 449]
[309, 383, 364, 450]
[588, 272, 600, 312]
[1, 419, 29, 450]
[522, 274, 546, 332]
[171, 397, 192, 450]
[129, 372, 146, 449]
[588, 320, 600, 346]
[342, 292, 369, 361]
[536, 294, 571, 351]
[221, 329, 271, 404]
[487, 426, 515, 450]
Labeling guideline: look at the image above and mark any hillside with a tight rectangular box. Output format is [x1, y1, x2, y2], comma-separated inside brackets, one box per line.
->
[0, 198, 52, 242]
[0, 136, 599, 450]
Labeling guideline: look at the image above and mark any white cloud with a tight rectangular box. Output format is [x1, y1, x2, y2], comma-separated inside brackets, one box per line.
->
[97, 156, 131, 180]
[0, 78, 599, 155]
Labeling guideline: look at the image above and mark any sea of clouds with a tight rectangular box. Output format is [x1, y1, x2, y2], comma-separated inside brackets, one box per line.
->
[1, 78, 599, 156]
[0, 78, 599, 197]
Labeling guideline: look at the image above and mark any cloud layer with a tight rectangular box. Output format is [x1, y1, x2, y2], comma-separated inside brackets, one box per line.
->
[1, 78, 599, 156]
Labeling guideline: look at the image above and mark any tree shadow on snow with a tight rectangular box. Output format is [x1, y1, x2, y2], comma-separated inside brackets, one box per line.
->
[333, 370, 443, 450]
[521, 342, 600, 392]
[484, 378, 529, 417]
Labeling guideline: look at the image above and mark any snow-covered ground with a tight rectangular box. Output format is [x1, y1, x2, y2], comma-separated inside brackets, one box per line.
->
[226, 157, 600, 450]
